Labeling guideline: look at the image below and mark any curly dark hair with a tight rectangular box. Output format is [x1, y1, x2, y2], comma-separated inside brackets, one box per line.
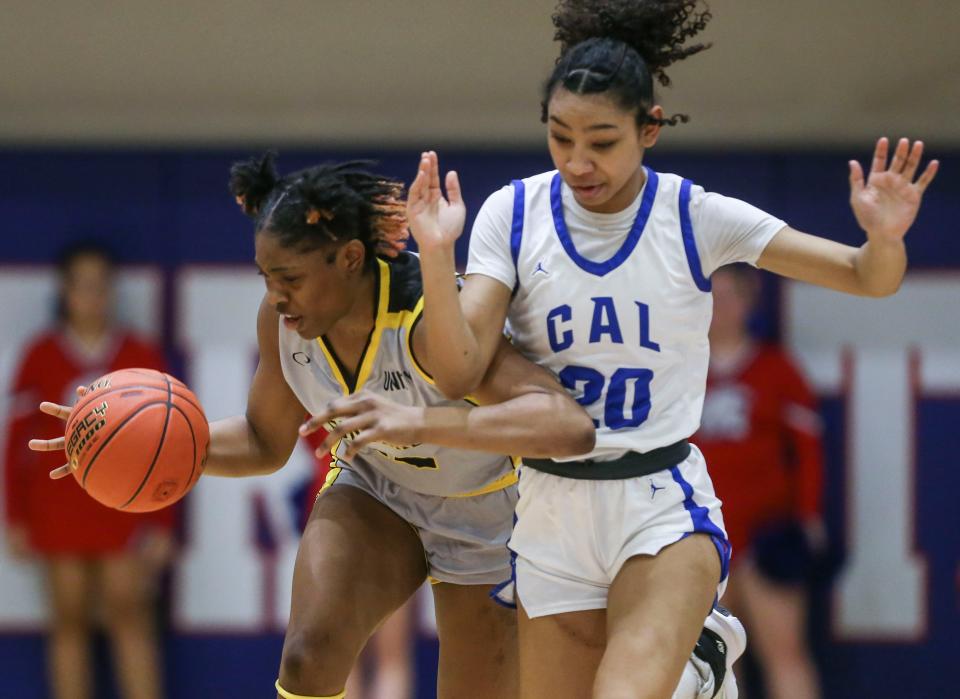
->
[228, 152, 408, 264]
[542, 0, 712, 127]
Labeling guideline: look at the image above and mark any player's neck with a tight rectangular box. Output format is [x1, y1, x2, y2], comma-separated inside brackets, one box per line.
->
[324, 270, 378, 371]
[67, 320, 109, 349]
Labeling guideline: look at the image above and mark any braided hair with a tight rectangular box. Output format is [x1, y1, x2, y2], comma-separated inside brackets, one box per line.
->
[542, 0, 712, 127]
[229, 152, 408, 264]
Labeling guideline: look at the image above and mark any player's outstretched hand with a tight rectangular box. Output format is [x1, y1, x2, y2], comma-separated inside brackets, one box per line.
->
[406, 150, 466, 253]
[27, 385, 88, 480]
[849, 137, 939, 244]
[300, 392, 425, 459]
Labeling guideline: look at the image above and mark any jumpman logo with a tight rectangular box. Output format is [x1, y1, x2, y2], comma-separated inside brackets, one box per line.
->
[649, 480, 665, 499]
[533, 261, 549, 276]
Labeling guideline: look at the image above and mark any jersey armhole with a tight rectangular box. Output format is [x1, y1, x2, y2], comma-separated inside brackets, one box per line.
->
[679, 179, 712, 292]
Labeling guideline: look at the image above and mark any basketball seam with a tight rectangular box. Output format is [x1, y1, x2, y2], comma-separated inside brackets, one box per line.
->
[79, 400, 169, 487]
[72, 383, 204, 416]
[119, 374, 173, 510]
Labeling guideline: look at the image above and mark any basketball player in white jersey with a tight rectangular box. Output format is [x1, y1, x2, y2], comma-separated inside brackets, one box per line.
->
[30, 155, 599, 699]
[397, 1, 940, 698]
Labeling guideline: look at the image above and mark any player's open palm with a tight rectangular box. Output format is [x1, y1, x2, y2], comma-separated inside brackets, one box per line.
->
[406, 150, 466, 252]
[849, 137, 939, 244]
[27, 385, 88, 480]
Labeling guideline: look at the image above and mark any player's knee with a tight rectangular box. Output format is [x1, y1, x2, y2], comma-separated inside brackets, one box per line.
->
[279, 623, 356, 687]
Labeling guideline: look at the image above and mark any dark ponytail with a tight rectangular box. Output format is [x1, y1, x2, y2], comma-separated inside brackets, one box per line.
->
[229, 154, 408, 264]
[542, 0, 712, 126]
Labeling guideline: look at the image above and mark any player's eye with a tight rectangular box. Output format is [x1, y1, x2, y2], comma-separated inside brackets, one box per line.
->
[550, 133, 572, 145]
[283, 276, 301, 285]
[593, 141, 618, 151]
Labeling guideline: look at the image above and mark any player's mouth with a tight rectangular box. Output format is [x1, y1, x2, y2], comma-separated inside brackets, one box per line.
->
[282, 314, 303, 330]
[571, 183, 605, 200]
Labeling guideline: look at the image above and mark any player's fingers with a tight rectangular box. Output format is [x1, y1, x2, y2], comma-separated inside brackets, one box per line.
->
[49, 464, 71, 480]
[870, 137, 888, 176]
[75, 385, 89, 398]
[318, 415, 373, 456]
[889, 137, 910, 174]
[429, 151, 442, 192]
[298, 414, 327, 437]
[902, 140, 924, 181]
[407, 166, 427, 203]
[445, 170, 463, 206]
[848, 160, 864, 194]
[915, 159, 940, 192]
[29, 437, 65, 452]
[343, 427, 380, 458]
[39, 401, 72, 420]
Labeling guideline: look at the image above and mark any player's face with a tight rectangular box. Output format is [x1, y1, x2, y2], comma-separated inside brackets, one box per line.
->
[709, 270, 755, 338]
[63, 254, 114, 330]
[546, 89, 661, 214]
[254, 232, 363, 339]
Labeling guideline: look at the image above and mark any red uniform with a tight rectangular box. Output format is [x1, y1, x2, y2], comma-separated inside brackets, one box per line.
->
[4, 330, 175, 554]
[694, 344, 823, 555]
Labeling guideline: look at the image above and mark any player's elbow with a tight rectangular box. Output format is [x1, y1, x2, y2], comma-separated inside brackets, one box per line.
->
[434, 372, 483, 402]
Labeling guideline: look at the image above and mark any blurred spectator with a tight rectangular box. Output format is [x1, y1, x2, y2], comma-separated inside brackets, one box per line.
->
[301, 429, 415, 699]
[695, 265, 824, 699]
[3, 242, 174, 699]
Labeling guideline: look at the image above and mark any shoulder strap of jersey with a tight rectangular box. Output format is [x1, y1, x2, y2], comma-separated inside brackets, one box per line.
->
[509, 179, 525, 296]
[679, 178, 712, 292]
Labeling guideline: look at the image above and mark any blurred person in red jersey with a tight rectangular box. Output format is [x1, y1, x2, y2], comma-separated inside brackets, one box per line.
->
[694, 264, 824, 699]
[3, 241, 174, 699]
[301, 429, 415, 699]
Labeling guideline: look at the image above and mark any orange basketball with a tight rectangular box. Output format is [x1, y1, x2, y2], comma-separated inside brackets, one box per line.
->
[64, 368, 209, 512]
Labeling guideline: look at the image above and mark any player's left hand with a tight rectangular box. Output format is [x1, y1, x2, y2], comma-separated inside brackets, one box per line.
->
[849, 137, 938, 244]
[300, 392, 425, 459]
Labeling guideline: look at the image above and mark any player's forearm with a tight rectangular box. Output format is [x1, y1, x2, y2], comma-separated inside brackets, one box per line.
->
[417, 246, 487, 398]
[203, 415, 289, 477]
[417, 393, 595, 458]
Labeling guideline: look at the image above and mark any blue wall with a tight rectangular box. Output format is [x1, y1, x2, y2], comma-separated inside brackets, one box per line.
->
[0, 147, 956, 698]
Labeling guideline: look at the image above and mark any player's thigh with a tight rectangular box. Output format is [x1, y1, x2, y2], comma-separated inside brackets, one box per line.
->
[735, 559, 809, 660]
[46, 557, 95, 627]
[517, 598, 605, 699]
[597, 534, 720, 696]
[282, 484, 427, 666]
[433, 582, 519, 699]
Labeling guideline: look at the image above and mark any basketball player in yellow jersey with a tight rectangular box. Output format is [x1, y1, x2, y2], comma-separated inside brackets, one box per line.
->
[30, 154, 597, 699]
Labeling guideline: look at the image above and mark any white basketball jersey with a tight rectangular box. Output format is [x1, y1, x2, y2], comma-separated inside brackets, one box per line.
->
[506, 168, 713, 460]
[279, 254, 517, 497]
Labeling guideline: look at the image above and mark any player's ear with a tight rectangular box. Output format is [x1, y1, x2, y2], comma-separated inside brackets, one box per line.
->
[338, 240, 366, 274]
[640, 106, 663, 148]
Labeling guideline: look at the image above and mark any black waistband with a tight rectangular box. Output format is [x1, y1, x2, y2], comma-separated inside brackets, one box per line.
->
[523, 440, 691, 480]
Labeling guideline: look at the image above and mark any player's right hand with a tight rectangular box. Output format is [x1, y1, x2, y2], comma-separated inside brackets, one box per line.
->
[27, 385, 88, 480]
[406, 150, 466, 252]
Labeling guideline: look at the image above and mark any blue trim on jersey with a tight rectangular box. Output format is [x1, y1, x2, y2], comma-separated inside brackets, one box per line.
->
[549, 168, 658, 277]
[510, 180, 525, 295]
[489, 513, 519, 609]
[670, 465, 731, 582]
[679, 178, 712, 292]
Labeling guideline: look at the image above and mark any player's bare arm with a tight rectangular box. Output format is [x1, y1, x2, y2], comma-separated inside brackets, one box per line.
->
[758, 137, 939, 297]
[202, 296, 305, 477]
[406, 151, 510, 399]
[303, 335, 595, 459]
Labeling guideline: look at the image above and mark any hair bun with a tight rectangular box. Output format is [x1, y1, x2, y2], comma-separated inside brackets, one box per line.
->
[229, 151, 279, 217]
[552, 0, 711, 87]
